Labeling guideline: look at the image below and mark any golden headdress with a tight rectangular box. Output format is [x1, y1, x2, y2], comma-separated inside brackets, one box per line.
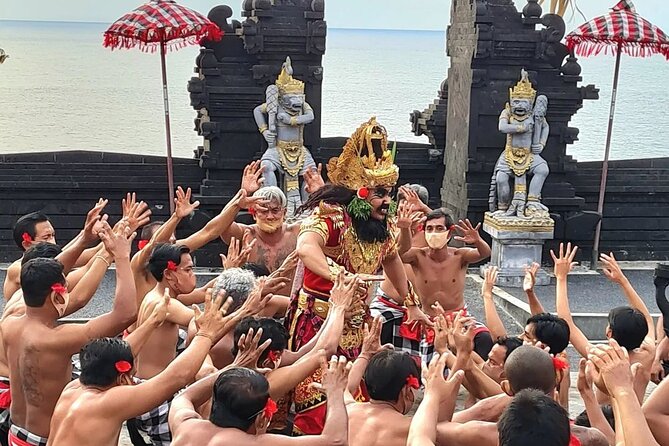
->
[327, 117, 399, 190]
[509, 69, 536, 103]
[276, 56, 305, 96]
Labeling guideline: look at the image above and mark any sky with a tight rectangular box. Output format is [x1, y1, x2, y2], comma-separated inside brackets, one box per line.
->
[1, 0, 668, 32]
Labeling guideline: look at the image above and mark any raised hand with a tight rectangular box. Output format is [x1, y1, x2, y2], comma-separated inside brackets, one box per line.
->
[271, 250, 299, 278]
[240, 160, 265, 195]
[236, 277, 273, 318]
[99, 220, 135, 260]
[523, 262, 540, 292]
[550, 242, 578, 280]
[589, 339, 635, 396]
[600, 252, 626, 284]
[576, 358, 594, 395]
[174, 186, 200, 219]
[399, 185, 427, 212]
[452, 311, 475, 357]
[193, 288, 234, 343]
[82, 198, 108, 244]
[122, 192, 152, 233]
[229, 188, 270, 211]
[233, 327, 273, 372]
[453, 219, 482, 245]
[311, 354, 351, 396]
[482, 266, 498, 296]
[433, 315, 451, 355]
[329, 270, 359, 309]
[303, 163, 325, 194]
[396, 202, 423, 230]
[220, 235, 255, 269]
[423, 353, 465, 402]
[360, 316, 392, 358]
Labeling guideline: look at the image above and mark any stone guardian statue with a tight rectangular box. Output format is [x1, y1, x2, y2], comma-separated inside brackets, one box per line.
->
[253, 57, 316, 217]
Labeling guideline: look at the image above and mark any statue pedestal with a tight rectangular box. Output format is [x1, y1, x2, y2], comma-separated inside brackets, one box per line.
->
[480, 212, 554, 287]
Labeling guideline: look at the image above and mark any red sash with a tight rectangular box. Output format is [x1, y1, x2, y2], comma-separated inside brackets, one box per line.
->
[8, 432, 32, 446]
[0, 381, 11, 410]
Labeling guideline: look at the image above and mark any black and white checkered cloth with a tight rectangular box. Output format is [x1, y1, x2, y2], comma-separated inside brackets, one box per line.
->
[370, 293, 421, 359]
[9, 423, 48, 446]
[134, 395, 172, 446]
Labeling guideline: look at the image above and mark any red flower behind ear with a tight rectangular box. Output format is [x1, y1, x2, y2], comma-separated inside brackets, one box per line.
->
[51, 283, 67, 295]
[267, 350, 280, 362]
[249, 207, 256, 216]
[552, 357, 568, 372]
[406, 375, 420, 389]
[137, 240, 149, 250]
[166, 260, 178, 271]
[357, 187, 370, 199]
[22, 232, 33, 244]
[115, 360, 132, 374]
[263, 398, 278, 420]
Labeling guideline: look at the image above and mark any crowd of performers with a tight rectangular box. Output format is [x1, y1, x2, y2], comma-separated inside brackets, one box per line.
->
[1, 118, 669, 446]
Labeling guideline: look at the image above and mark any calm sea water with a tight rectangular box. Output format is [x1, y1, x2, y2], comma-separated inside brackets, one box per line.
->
[0, 20, 668, 161]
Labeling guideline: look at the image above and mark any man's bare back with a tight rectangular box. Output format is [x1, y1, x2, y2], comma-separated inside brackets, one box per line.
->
[348, 403, 411, 446]
[411, 247, 468, 316]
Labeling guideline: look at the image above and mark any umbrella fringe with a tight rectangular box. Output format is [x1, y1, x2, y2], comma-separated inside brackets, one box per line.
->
[103, 23, 222, 53]
[566, 36, 669, 60]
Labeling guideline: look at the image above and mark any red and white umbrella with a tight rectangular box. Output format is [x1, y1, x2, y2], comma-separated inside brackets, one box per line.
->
[104, 0, 222, 212]
[565, 0, 669, 265]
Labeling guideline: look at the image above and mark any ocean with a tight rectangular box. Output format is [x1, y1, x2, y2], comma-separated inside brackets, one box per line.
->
[0, 20, 667, 162]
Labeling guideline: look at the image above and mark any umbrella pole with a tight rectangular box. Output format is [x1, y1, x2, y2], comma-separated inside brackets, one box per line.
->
[591, 42, 622, 269]
[160, 41, 176, 214]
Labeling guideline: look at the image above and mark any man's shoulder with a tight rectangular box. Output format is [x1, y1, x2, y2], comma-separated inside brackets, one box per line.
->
[571, 425, 608, 446]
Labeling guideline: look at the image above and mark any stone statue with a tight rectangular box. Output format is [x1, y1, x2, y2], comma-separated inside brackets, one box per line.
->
[489, 69, 550, 218]
[253, 57, 316, 217]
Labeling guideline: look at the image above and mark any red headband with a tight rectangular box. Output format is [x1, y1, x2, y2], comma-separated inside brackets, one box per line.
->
[137, 239, 149, 250]
[552, 357, 568, 372]
[166, 260, 178, 271]
[406, 375, 420, 389]
[263, 398, 278, 420]
[115, 360, 132, 374]
[22, 232, 33, 244]
[51, 283, 67, 295]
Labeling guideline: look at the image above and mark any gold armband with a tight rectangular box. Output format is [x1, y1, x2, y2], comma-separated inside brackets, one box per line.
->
[94, 255, 111, 268]
[326, 257, 344, 283]
[258, 125, 268, 134]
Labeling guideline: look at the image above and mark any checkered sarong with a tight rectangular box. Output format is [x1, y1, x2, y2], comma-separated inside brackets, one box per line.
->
[370, 293, 421, 359]
[134, 378, 172, 446]
[8, 424, 47, 446]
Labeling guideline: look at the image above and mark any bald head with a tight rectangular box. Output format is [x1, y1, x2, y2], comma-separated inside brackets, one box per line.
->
[504, 346, 557, 394]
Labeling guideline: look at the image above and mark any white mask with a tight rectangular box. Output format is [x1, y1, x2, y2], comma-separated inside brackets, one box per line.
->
[425, 231, 450, 250]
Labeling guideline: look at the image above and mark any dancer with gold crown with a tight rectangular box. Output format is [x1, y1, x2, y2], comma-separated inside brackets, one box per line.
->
[253, 57, 317, 217]
[285, 117, 432, 435]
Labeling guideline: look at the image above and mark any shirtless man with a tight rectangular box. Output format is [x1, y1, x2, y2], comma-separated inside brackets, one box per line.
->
[398, 207, 492, 361]
[0, 223, 137, 445]
[46, 287, 254, 446]
[410, 346, 608, 446]
[553, 243, 656, 403]
[168, 354, 350, 446]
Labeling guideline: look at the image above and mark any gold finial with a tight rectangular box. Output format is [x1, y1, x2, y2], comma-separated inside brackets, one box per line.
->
[509, 69, 536, 102]
[327, 117, 399, 190]
[276, 56, 305, 95]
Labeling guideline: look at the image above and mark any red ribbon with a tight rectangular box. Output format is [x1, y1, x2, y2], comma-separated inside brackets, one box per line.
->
[552, 357, 568, 372]
[267, 350, 280, 362]
[263, 398, 278, 420]
[357, 187, 369, 199]
[166, 260, 178, 271]
[137, 239, 149, 250]
[51, 283, 67, 295]
[406, 375, 420, 389]
[22, 232, 33, 244]
[115, 360, 132, 373]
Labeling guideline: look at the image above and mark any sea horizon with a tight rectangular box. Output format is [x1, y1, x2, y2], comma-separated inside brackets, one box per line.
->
[0, 19, 667, 162]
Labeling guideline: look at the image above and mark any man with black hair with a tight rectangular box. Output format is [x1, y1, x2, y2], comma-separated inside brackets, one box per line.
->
[498, 389, 570, 446]
[46, 290, 263, 446]
[553, 243, 656, 403]
[523, 313, 571, 354]
[0, 223, 137, 445]
[169, 355, 351, 446]
[481, 336, 524, 384]
[397, 206, 492, 362]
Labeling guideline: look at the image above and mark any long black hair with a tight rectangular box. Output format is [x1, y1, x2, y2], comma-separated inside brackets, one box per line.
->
[297, 184, 355, 215]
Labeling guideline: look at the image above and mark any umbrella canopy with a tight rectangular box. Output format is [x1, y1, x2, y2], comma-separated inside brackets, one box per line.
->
[565, 0, 669, 59]
[103, 0, 221, 213]
[564, 0, 669, 266]
[103, 0, 221, 52]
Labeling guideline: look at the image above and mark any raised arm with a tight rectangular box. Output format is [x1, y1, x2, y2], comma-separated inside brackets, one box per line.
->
[56, 199, 107, 273]
[553, 243, 591, 358]
[296, 230, 330, 280]
[397, 202, 423, 262]
[523, 262, 546, 315]
[63, 250, 113, 316]
[454, 219, 491, 265]
[125, 289, 170, 355]
[481, 266, 508, 340]
[601, 252, 655, 343]
[576, 358, 616, 446]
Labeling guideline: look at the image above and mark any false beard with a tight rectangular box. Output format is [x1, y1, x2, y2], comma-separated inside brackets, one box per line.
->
[351, 215, 390, 243]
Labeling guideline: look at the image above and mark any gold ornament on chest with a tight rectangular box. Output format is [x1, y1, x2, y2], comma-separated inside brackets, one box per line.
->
[340, 227, 384, 275]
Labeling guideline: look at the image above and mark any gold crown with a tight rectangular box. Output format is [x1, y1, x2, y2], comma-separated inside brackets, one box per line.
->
[509, 69, 536, 102]
[276, 57, 305, 95]
[327, 117, 399, 190]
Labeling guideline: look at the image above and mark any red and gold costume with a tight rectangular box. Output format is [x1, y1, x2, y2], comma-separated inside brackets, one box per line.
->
[285, 117, 400, 435]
